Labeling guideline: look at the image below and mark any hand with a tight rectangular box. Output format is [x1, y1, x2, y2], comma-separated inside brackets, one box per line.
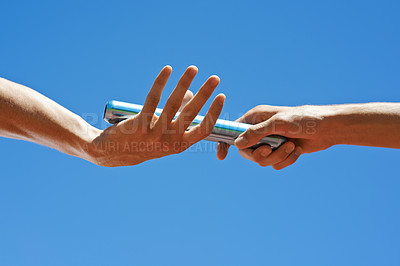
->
[217, 105, 335, 170]
[88, 65, 225, 167]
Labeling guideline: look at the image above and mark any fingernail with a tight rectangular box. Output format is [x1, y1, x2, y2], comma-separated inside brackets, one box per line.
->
[235, 136, 248, 146]
[285, 143, 295, 153]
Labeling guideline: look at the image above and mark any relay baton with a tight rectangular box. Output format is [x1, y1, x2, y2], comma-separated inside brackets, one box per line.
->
[104, 100, 286, 149]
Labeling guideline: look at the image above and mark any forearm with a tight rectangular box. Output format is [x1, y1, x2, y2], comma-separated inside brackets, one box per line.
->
[324, 103, 400, 148]
[0, 77, 101, 162]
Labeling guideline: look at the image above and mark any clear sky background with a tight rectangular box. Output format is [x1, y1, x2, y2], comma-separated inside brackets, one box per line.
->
[1, 0, 399, 265]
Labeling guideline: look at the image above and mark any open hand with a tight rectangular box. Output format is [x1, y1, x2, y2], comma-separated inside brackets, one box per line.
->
[88, 65, 225, 167]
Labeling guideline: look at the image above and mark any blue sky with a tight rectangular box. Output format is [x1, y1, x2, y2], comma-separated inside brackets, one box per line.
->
[1, 0, 400, 265]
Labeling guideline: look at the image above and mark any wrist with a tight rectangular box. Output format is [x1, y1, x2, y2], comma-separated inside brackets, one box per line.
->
[79, 125, 104, 165]
[294, 105, 339, 148]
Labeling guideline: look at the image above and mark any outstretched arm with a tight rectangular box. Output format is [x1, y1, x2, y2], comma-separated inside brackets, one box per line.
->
[217, 103, 400, 169]
[0, 75, 100, 162]
[0, 65, 225, 167]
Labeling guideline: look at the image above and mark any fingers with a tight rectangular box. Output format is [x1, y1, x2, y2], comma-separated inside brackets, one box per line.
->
[272, 146, 302, 170]
[178, 90, 194, 112]
[215, 111, 264, 161]
[234, 117, 285, 149]
[174, 75, 220, 131]
[216, 142, 230, 160]
[237, 142, 298, 169]
[256, 142, 294, 167]
[238, 148, 258, 163]
[153, 65, 198, 133]
[237, 145, 272, 163]
[184, 93, 225, 143]
[252, 145, 273, 162]
[140, 66, 172, 127]
[252, 142, 302, 170]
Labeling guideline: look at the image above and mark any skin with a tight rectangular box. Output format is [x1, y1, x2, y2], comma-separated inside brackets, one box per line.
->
[0, 65, 226, 167]
[215, 103, 400, 170]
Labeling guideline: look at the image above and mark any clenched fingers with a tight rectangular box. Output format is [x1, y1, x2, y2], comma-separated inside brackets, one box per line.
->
[256, 142, 295, 167]
[272, 146, 302, 170]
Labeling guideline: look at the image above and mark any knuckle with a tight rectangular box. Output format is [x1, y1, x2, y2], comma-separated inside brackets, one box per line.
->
[248, 123, 265, 135]
[245, 126, 257, 136]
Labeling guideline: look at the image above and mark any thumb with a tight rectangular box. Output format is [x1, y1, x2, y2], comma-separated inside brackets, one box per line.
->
[234, 116, 285, 149]
[236, 106, 276, 125]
